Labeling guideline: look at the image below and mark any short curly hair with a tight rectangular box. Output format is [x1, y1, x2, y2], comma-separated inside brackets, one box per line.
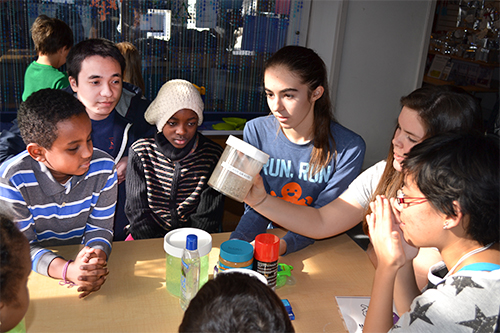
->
[18, 88, 87, 149]
[403, 132, 499, 245]
[31, 14, 73, 55]
[0, 215, 30, 306]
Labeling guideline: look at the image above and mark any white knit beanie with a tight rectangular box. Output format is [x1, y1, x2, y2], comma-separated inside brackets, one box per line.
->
[145, 79, 204, 132]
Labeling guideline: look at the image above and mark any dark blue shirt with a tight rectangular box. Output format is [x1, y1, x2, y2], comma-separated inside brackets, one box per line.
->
[91, 110, 116, 156]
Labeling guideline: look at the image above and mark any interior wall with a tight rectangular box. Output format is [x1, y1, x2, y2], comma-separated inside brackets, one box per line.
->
[306, 0, 348, 105]
[307, 0, 435, 169]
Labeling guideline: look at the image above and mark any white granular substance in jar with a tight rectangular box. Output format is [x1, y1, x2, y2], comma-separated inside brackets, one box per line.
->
[209, 145, 265, 202]
[212, 170, 254, 202]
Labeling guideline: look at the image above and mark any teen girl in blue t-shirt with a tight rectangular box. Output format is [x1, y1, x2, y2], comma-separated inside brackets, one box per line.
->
[230, 46, 366, 255]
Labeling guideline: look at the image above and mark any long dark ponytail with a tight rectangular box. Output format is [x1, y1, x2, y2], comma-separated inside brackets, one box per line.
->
[265, 46, 336, 176]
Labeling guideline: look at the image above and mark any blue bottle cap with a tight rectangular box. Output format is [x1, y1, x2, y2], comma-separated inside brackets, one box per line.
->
[186, 234, 198, 251]
[220, 239, 254, 262]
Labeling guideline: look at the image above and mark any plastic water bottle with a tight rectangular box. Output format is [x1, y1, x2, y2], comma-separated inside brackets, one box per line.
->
[180, 234, 200, 311]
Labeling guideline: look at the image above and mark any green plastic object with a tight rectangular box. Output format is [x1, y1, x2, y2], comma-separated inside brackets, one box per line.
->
[276, 263, 294, 288]
[212, 117, 247, 131]
[222, 117, 247, 130]
[212, 122, 235, 130]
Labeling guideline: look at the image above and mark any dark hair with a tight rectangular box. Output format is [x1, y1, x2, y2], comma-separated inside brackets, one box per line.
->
[0, 215, 30, 306]
[179, 272, 294, 332]
[31, 14, 73, 55]
[363, 85, 483, 234]
[264, 45, 335, 176]
[66, 38, 126, 84]
[403, 132, 499, 245]
[18, 88, 87, 149]
[401, 85, 483, 137]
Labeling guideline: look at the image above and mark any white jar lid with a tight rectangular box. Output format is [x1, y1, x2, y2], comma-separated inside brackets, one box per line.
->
[226, 135, 269, 165]
[163, 227, 212, 258]
[218, 268, 268, 285]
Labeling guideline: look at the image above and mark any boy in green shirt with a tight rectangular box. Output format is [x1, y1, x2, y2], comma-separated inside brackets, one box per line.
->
[22, 15, 73, 101]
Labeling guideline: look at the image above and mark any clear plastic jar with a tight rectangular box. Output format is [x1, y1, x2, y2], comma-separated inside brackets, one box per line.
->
[208, 135, 269, 202]
[164, 228, 212, 298]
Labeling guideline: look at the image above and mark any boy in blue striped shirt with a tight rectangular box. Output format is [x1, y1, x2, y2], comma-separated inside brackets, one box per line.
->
[0, 89, 117, 298]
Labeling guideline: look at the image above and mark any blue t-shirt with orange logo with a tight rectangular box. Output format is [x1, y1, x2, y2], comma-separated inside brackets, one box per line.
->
[230, 115, 366, 254]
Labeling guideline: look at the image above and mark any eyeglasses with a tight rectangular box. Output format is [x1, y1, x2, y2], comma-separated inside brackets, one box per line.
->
[396, 189, 427, 208]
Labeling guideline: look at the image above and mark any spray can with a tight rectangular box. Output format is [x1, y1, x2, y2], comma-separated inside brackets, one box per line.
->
[254, 233, 280, 290]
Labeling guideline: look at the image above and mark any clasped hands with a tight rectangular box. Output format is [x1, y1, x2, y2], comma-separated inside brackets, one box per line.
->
[366, 195, 418, 270]
[65, 246, 109, 299]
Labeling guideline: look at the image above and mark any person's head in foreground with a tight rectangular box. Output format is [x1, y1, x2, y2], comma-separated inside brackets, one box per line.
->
[18, 88, 93, 184]
[398, 132, 499, 249]
[179, 272, 294, 332]
[0, 215, 31, 333]
[145, 79, 204, 150]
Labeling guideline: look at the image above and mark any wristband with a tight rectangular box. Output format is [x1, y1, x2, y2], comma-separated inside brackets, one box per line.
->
[59, 260, 76, 288]
[251, 195, 268, 209]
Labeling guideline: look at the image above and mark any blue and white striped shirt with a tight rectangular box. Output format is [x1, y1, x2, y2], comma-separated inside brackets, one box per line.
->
[0, 149, 117, 276]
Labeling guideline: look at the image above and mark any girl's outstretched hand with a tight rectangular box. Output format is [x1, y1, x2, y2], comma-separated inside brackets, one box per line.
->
[366, 195, 406, 271]
[244, 174, 267, 208]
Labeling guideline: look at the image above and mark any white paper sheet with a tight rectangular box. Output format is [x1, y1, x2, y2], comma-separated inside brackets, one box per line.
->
[335, 296, 400, 332]
[335, 296, 370, 333]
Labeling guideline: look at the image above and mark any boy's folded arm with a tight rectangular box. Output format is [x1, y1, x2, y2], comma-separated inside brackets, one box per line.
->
[83, 169, 118, 258]
[31, 229, 109, 278]
[31, 244, 63, 276]
[42, 254, 107, 299]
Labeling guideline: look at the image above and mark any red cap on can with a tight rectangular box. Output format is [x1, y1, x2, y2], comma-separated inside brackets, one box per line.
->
[254, 233, 280, 262]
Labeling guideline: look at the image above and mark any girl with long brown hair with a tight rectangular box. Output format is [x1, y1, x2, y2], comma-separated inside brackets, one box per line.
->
[230, 45, 366, 255]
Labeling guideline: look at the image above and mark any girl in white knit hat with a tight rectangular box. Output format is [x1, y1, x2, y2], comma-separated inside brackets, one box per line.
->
[124, 79, 224, 239]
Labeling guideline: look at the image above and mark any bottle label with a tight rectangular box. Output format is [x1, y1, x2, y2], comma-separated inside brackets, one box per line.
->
[218, 261, 254, 271]
[255, 260, 278, 288]
[180, 273, 187, 293]
[180, 257, 200, 311]
[180, 259, 188, 299]
[221, 161, 253, 181]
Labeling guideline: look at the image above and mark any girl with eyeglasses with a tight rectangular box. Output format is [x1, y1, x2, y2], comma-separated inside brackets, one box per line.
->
[363, 132, 499, 332]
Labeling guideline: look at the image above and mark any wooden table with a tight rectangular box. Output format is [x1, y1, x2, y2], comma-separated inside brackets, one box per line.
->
[25, 229, 374, 332]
